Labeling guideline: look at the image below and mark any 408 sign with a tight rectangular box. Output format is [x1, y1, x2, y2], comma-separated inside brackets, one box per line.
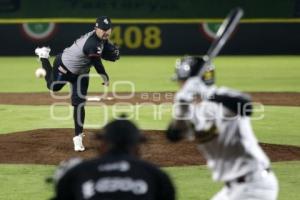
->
[110, 25, 162, 49]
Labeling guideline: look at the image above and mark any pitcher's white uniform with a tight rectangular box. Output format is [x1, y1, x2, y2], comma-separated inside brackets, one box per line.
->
[175, 77, 279, 200]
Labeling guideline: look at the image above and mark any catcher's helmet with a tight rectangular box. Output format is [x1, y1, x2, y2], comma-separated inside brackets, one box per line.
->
[96, 114, 146, 149]
[172, 56, 215, 85]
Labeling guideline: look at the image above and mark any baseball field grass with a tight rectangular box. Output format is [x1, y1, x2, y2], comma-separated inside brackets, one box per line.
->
[1, 104, 300, 146]
[1, 56, 300, 92]
[1, 56, 300, 200]
[1, 162, 300, 200]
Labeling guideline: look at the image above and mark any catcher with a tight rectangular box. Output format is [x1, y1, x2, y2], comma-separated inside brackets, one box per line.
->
[52, 115, 175, 200]
[34, 16, 120, 152]
[167, 56, 279, 200]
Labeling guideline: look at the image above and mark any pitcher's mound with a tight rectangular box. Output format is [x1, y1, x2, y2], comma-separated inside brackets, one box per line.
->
[0, 129, 300, 166]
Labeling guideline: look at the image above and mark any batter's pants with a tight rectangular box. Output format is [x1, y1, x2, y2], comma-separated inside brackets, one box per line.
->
[211, 169, 278, 200]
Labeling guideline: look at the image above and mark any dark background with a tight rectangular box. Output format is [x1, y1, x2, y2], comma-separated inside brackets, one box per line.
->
[0, 0, 298, 18]
[1, 0, 300, 55]
[2, 23, 299, 55]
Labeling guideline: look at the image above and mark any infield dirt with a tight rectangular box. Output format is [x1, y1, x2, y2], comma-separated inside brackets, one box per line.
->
[0, 92, 300, 166]
[0, 92, 300, 106]
[0, 129, 300, 166]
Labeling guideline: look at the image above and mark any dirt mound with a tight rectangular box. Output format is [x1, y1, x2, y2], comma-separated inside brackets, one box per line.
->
[0, 92, 300, 106]
[0, 129, 299, 166]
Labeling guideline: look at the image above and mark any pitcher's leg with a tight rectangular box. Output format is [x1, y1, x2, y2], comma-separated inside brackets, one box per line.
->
[35, 47, 66, 91]
[50, 55, 68, 91]
[71, 74, 89, 152]
[40, 58, 53, 86]
[73, 105, 85, 136]
[35, 47, 54, 89]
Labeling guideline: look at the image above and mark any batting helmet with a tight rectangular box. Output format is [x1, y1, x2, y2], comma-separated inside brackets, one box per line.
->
[172, 56, 215, 85]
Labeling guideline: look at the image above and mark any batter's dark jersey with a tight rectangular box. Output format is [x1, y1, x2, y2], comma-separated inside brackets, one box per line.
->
[53, 152, 176, 200]
[62, 30, 108, 82]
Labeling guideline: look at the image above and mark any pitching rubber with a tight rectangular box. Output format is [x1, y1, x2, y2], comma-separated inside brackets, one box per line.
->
[86, 96, 115, 102]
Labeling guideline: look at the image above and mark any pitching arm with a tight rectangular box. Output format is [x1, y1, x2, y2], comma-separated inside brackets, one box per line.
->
[90, 58, 109, 86]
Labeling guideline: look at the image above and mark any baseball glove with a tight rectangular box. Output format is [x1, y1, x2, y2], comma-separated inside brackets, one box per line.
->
[101, 41, 120, 62]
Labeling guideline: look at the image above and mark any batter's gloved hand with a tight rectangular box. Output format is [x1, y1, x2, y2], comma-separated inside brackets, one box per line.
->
[166, 123, 184, 142]
[166, 120, 191, 142]
[101, 41, 120, 62]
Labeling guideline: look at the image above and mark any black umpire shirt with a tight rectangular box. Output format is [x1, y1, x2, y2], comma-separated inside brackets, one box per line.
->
[53, 151, 175, 200]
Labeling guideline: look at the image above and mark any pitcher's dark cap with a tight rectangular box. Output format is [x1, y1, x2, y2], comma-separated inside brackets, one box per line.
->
[95, 16, 112, 31]
[96, 114, 146, 148]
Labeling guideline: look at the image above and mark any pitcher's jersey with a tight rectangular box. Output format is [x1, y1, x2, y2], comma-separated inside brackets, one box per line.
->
[62, 30, 104, 74]
[190, 97, 270, 182]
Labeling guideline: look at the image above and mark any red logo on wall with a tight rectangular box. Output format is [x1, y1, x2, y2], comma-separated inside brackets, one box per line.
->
[20, 23, 58, 42]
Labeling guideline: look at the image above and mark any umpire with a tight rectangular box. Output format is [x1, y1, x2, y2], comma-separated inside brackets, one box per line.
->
[35, 16, 120, 152]
[52, 115, 176, 200]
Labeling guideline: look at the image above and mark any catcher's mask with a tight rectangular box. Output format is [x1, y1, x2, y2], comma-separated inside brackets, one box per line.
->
[172, 56, 215, 85]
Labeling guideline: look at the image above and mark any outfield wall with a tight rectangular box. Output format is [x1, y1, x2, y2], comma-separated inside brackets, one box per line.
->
[1, 20, 300, 55]
[0, 0, 295, 18]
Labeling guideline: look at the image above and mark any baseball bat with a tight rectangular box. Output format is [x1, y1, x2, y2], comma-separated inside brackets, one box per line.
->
[199, 7, 244, 75]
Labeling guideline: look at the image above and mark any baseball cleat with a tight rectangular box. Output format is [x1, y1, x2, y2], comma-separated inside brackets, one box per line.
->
[35, 47, 51, 59]
[73, 134, 85, 152]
